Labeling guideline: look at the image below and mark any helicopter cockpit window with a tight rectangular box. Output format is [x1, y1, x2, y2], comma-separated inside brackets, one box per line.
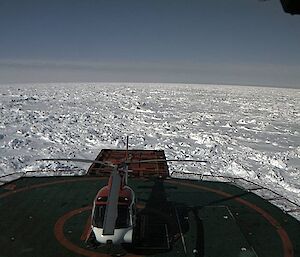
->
[115, 205, 130, 228]
[93, 204, 106, 227]
[93, 204, 130, 228]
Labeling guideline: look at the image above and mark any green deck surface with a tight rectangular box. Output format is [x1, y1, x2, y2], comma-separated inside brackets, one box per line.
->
[0, 176, 299, 257]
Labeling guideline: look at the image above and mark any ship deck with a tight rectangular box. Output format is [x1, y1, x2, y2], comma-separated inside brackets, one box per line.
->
[0, 176, 300, 257]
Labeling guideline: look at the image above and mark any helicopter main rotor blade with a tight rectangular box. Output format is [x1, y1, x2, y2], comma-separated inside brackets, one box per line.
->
[37, 158, 116, 167]
[102, 167, 121, 236]
[126, 159, 208, 164]
[37, 158, 208, 168]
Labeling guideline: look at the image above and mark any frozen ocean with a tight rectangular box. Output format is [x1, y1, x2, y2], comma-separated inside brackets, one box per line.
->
[0, 83, 299, 219]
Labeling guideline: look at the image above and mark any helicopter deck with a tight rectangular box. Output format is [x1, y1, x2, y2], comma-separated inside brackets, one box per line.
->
[0, 176, 299, 257]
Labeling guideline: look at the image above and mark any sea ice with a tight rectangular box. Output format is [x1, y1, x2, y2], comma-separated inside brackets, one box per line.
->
[0, 82, 299, 219]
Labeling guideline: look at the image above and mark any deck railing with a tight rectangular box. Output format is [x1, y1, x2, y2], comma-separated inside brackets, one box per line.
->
[1, 170, 300, 219]
[0, 169, 85, 185]
[171, 171, 300, 219]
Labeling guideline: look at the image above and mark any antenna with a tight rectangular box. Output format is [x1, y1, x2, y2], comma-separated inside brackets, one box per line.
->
[125, 135, 129, 161]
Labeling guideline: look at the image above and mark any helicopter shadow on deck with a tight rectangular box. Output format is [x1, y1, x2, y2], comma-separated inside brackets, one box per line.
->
[124, 178, 190, 255]
[126, 180, 253, 257]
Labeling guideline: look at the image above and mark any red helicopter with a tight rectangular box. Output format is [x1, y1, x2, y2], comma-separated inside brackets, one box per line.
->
[38, 157, 138, 245]
[39, 138, 207, 246]
[91, 162, 136, 244]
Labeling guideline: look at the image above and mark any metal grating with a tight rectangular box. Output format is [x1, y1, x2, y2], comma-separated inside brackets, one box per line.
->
[87, 149, 169, 178]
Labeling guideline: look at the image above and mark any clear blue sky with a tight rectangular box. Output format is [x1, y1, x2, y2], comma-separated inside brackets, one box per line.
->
[0, 0, 300, 88]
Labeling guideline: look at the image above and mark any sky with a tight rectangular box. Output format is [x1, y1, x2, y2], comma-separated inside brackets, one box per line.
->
[0, 0, 300, 88]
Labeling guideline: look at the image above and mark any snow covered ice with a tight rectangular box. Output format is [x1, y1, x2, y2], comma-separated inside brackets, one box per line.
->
[0, 83, 299, 219]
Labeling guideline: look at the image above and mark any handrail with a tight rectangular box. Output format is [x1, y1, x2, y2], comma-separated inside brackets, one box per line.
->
[1, 169, 299, 217]
[171, 171, 300, 214]
[0, 169, 86, 184]
[0, 171, 25, 179]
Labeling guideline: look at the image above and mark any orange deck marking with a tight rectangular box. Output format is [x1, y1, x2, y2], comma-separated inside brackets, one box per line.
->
[3, 183, 17, 190]
[54, 206, 106, 257]
[0, 177, 295, 257]
[81, 215, 92, 242]
[0, 177, 100, 199]
[54, 207, 142, 257]
[167, 180, 294, 257]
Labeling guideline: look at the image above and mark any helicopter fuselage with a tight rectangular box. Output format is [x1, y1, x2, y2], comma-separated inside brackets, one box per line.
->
[91, 182, 136, 244]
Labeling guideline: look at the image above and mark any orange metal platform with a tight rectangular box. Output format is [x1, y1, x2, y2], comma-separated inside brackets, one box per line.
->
[87, 149, 169, 178]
